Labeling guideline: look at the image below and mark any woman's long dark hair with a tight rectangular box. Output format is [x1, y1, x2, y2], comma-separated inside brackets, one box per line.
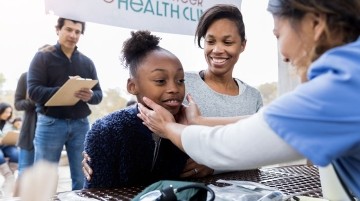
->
[0, 102, 12, 130]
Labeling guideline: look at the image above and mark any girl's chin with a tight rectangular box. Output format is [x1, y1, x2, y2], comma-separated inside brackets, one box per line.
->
[166, 107, 181, 116]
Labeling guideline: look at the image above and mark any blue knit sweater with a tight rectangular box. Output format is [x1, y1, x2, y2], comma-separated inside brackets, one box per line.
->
[83, 105, 188, 189]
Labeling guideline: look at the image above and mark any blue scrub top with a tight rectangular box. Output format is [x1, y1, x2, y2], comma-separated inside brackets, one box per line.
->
[264, 38, 360, 198]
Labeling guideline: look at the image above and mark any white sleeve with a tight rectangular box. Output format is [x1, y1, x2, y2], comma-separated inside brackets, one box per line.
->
[181, 109, 304, 170]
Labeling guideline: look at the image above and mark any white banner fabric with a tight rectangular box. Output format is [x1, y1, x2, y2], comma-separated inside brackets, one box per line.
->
[44, 0, 242, 35]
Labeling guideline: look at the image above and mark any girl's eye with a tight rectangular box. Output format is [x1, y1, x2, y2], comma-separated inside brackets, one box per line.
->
[178, 79, 185, 84]
[154, 80, 165, 84]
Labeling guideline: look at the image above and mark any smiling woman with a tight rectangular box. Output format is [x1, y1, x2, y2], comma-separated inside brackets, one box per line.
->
[184, 4, 263, 118]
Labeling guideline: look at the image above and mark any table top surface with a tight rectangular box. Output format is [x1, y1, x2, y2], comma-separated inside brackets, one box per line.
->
[54, 165, 322, 200]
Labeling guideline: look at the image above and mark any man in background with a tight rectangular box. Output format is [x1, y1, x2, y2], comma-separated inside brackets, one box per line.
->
[27, 17, 102, 190]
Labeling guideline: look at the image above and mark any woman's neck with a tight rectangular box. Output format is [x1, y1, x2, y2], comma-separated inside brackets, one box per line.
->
[201, 70, 239, 96]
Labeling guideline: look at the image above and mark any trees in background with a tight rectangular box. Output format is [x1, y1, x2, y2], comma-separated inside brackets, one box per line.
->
[0, 73, 131, 124]
[0, 73, 5, 92]
[257, 82, 278, 105]
[88, 88, 129, 123]
[1, 72, 279, 123]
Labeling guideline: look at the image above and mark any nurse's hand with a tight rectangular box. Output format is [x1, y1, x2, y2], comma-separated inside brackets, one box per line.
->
[137, 98, 176, 137]
[182, 94, 202, 125]
[138, 97, 187, 150]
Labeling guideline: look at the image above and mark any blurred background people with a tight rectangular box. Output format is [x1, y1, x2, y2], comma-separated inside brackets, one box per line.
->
[14, 72, 36, 176]
[0, 102, 18, 197]
[10, 118, 22, 131]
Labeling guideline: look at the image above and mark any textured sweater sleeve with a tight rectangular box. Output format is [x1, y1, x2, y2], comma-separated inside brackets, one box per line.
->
[84, 113, 123, 188]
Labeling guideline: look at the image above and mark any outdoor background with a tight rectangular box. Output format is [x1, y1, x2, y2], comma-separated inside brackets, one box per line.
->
[0, 0, 279, 122]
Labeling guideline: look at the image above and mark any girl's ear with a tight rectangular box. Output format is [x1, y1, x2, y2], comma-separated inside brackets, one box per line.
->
[127, 78, 138, 95]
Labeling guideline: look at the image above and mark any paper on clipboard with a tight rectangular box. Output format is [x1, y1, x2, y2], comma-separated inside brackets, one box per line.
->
[1, 130, 19, 145]
[45, 78, 98, 106]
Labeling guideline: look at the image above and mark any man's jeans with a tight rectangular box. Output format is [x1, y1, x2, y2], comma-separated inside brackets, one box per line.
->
[18, 148, 34, 176]
[34, 114, 89, 190]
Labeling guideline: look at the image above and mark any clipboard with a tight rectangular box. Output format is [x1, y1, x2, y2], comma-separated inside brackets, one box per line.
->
[45, 78, 98, 106]
[1, 130, 19, 145]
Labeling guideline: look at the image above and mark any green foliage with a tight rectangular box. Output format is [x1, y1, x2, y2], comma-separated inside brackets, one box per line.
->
[1, 85, 131, 124]
[88, 88, 129, 124]
[0, 73, 6, 91]
[257, 82, 278, 105]
[1, 78, 279, 123]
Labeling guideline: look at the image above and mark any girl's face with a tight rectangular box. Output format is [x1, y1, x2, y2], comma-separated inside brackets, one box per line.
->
[128, 50, 185, 115]
[0, 107, 12, 121]
[203, 18, 245, 76]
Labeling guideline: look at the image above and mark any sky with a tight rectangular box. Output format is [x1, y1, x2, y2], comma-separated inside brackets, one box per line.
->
[0, 0, 278, 94]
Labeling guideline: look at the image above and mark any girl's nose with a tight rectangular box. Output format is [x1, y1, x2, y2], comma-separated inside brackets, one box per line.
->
[167, 82, 180, 93]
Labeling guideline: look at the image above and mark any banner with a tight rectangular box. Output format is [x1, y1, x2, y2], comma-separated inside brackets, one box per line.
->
[44, 0, 242, 35]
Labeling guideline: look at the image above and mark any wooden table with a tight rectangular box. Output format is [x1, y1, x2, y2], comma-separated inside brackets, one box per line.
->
[53, 165, 322, 200]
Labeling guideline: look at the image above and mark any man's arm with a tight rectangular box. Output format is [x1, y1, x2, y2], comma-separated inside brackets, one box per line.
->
[27, 52, 58, 104]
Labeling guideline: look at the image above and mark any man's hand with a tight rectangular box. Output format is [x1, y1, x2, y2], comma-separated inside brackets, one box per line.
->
[75, 88, 93, 102]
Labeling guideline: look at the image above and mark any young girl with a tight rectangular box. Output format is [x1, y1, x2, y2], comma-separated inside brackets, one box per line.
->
[83, 30, 188, 188]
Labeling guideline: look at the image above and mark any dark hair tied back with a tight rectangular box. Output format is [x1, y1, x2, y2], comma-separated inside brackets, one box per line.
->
[268, 0, 360, 61]
[195, 4, 246, 48]
[121, 30, 161, 76]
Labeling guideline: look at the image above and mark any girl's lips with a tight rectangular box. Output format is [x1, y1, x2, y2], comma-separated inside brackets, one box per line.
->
[162, 99, 182, 108]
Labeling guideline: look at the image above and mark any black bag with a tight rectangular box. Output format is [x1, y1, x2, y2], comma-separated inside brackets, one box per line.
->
[132, 180, 214, 201]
